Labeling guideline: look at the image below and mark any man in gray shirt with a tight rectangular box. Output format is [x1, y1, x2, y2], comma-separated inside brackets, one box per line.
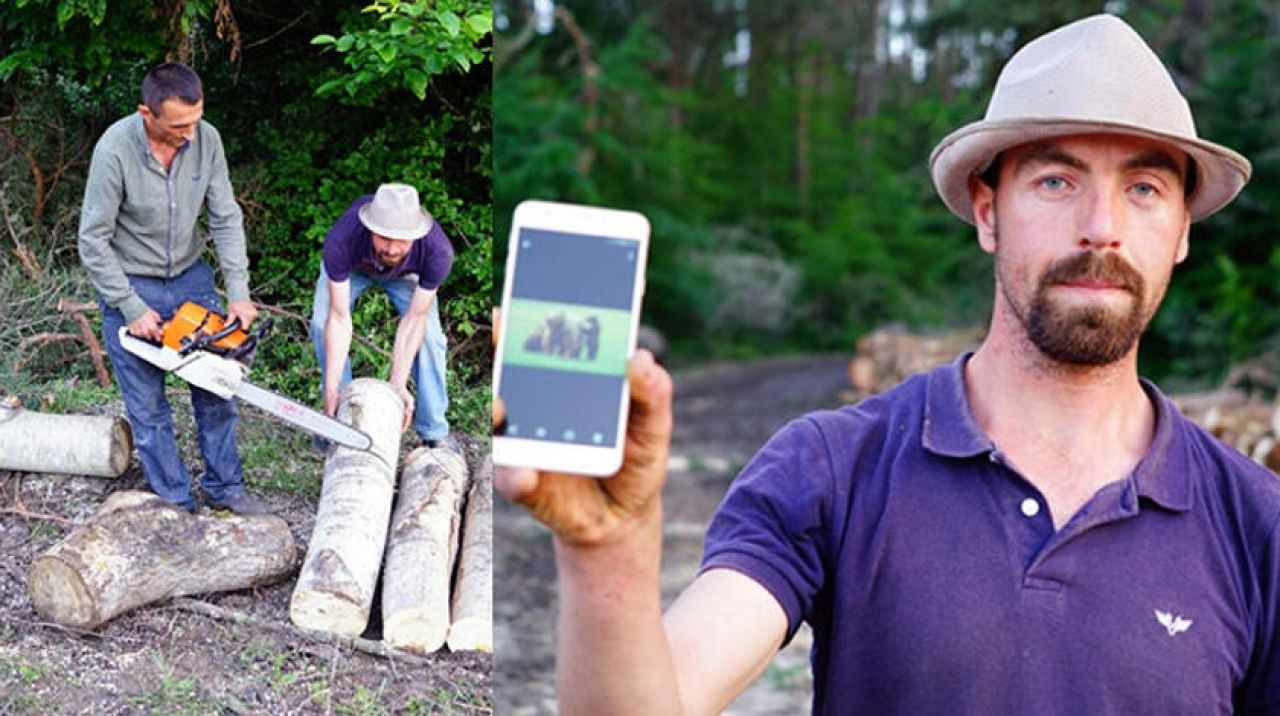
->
[78, 62, 266, 514]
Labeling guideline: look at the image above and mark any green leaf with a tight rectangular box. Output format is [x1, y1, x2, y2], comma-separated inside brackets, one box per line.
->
[466, 13, 492, 36]
[336, 35, 355, 52]
[315, 78, 346, 97]
[404, 2, 424, 18]
[389, 18, 412, 36]
[437, 10, 460, 37]
[376, 44, 398, 65]
[405, 68, 428, 100]
[311, 34, 337, 45]
[55, 0, 75, 30]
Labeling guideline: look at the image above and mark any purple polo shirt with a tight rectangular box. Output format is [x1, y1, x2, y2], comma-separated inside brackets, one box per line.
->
[702, 354, 1280, 713]
[322, 195, 454, 290]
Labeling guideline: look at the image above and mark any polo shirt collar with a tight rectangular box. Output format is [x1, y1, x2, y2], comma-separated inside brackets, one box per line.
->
[922, 352, 1191, 513]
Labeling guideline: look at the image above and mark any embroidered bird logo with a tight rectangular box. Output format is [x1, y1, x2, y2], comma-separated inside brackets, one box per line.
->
[1155, 609, 1193, 636]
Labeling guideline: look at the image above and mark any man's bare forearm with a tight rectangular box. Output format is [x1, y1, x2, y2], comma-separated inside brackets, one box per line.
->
[389, 308, 429, 389]
[323, 312, 353, 396]
[554, 501, 685, 716]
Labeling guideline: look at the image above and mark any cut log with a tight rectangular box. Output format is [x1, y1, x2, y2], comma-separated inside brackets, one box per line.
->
[27, 490, 296, 630]
[381, 446, 469, 654]
[290, 378, 403, 636]
[0, 401, 132, 477]
[448, 455, 493, 652]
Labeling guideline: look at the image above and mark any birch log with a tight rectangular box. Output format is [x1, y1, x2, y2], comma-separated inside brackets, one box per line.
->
[290, 378, 403, 636]
[27, 490, 295, 630]
[381, 447, 469, 653]
[448, 455, 493, 652]
[0, 401, 132, 477]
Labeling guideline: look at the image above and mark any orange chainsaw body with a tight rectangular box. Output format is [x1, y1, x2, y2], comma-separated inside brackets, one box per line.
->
[161, 302, 250, 354]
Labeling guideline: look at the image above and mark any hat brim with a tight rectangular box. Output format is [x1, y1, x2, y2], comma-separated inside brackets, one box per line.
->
[929, 118, 1251, 225]
[358, 204, 434, 241]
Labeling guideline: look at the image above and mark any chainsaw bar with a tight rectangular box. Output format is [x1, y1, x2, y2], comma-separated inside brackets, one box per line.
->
[233, 381, 372, 451]
[118, 328, 372, 451]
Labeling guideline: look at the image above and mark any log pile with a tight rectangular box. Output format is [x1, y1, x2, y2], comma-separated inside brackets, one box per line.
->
[289, 378, 493, 652]
[28, 491, 296, 630]
[1172, 390, 1280, 473]
[845, 327, 1280, 476]
[846, 326, 984, 397]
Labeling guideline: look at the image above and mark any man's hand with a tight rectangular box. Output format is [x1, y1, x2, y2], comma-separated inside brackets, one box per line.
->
[394, 384, 414, 432]
[495, 348, 673, 546]
[226, 300, 258, 330]
[126, 308, 164, 342]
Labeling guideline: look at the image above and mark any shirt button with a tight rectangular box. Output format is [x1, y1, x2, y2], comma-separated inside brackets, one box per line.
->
[1020, 498, 1041, 518]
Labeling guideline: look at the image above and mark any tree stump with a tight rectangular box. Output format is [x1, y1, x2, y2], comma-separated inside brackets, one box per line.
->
[290, 378, 403, 636]
[27, 491, 296, 630]
[381, 446, 470, 654]
[0, 401, 132, 477]
[448, 455, 493, 652]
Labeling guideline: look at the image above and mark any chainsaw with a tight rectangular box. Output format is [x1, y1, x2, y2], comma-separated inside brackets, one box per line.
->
[118, 301, 372, 451]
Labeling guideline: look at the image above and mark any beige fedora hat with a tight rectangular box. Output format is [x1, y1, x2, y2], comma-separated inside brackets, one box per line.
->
[358, 183, 434, 240]
[930, 14, 1250, 225]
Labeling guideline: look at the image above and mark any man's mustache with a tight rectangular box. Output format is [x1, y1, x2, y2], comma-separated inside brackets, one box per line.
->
[1040, 251, 1143, 294]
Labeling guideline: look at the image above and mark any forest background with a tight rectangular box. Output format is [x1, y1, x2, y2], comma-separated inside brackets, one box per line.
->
[0, 0, 494, 435]
[495, 0, 1280, 388]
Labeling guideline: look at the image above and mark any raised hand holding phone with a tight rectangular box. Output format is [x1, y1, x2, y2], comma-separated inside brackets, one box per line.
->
[493, 201, 650, 477]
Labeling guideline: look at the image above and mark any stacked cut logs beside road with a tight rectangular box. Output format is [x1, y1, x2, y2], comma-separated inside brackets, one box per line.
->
[289, 378, 493, 654]
[847, 326, 1280, 475]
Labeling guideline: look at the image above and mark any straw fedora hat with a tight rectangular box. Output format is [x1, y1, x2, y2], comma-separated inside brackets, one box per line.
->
[929, 14, 1250, 225]
[358, 183, 434, 240]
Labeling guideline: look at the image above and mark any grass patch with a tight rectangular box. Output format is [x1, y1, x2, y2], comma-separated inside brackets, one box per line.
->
[0, 653, 59, 713]
[405, 684, 493, 714]
[127, 656, 219, 716]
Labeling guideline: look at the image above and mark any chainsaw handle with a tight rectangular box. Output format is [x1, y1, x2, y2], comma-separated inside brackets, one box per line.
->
[227, 317, 274, 362]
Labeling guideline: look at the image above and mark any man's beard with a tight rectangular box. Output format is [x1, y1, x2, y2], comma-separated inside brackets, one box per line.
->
[375, 250, 406, 267]
[1001, 249, 1152, 367]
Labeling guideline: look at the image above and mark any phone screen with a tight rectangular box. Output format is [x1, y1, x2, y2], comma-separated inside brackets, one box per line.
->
[499, 226, 641, 449]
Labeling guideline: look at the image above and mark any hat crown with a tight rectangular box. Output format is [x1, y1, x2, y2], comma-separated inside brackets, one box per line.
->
[986, 14, 1196, 138]
[359, 183, 433, 240]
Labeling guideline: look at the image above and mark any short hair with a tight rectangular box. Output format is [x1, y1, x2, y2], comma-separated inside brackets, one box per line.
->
[142, 62, 203, 116]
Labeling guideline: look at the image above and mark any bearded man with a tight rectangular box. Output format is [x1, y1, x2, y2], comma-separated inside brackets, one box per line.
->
[309, 183, 454, 449]
[495, 14, 1280, 714]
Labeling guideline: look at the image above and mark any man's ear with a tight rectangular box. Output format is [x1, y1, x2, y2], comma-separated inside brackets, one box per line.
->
[969, 174, 998, 254]
[1174, 213, 1191, 265]
[137, 104, 153, 120]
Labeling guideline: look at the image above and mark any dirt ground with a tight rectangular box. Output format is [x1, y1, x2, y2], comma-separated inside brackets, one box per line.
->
[0, 399, 492, 716]
[495, 354, 851, 715]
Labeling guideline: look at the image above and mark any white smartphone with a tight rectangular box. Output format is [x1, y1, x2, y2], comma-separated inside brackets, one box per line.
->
[493, 200, 650, 476]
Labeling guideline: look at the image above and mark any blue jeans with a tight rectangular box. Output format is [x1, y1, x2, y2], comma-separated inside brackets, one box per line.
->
[309, 266, 449, 440]
[99, 260, 245, 510]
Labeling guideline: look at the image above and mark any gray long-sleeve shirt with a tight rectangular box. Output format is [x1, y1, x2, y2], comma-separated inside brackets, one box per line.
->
[77, 113, 249, 323]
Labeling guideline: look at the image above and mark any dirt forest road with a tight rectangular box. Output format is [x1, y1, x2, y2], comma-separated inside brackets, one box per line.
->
[496, 354, 852, 714]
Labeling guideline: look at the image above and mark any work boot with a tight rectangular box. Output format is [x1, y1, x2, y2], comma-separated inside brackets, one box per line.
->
[425, 433, 460, 453]
[204, 490, 270, 516]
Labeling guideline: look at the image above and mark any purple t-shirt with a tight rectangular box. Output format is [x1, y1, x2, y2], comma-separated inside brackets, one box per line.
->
[702, 354, 1280, 713]
[322, 195, 454, 290]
